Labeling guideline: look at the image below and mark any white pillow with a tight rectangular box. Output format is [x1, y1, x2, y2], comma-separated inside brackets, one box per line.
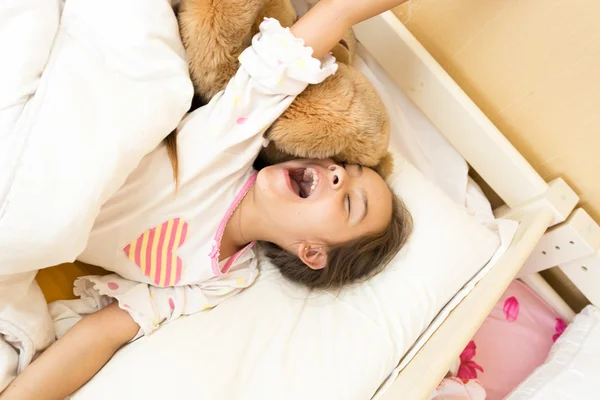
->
[507, 305, 600, 400]
[73, 155, 500, 400]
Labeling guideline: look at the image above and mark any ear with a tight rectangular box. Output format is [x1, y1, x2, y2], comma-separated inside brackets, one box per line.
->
[297, 243, 328, 270]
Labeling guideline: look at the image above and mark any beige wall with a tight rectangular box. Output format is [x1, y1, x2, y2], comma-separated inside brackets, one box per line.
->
[394, 0, 600, 219]
[393, 0, 600, 310]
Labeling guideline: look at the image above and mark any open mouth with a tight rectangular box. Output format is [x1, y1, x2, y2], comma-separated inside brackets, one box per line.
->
[287, 167, 318, 199]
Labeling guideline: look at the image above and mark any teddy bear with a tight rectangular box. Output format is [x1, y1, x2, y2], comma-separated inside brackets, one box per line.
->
[177, 0, 393, 176]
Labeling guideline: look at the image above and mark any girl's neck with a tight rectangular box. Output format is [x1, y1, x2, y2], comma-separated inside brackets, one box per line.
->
[220, 185, 267, 260]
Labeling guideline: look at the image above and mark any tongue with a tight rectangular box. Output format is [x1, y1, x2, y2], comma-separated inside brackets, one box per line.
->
[299, 181, 312, 198]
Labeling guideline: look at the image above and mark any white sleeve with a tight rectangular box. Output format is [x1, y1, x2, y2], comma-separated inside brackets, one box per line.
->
[178, 18, 337, 157]
[71, 263, 255, 338]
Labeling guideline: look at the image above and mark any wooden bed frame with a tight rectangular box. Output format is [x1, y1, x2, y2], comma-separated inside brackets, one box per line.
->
[354, 12, 584, 399]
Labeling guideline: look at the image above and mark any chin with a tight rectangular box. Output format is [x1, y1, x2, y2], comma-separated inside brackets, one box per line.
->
[256, 165, 290, 200]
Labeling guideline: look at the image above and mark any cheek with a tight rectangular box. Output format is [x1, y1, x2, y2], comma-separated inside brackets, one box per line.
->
[323, 201, 343, 221]
[303, 200, 345, 230]
[283, 202, 328, 230]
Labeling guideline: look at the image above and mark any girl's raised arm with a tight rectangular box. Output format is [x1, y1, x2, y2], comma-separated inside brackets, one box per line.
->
[291, 0, 409, 59]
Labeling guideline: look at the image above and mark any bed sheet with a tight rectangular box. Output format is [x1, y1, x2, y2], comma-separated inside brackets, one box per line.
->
[69, 41, 516, 399]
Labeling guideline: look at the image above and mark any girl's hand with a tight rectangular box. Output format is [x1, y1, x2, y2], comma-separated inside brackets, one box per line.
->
[338, 0, 411, 26]
[291, 0, 409, 59]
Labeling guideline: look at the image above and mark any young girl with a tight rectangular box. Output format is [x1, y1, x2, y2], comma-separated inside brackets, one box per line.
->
[1, 0, 411, 398]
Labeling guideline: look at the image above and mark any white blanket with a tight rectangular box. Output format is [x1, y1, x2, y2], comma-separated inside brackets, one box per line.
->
[0, 0, 192, 390]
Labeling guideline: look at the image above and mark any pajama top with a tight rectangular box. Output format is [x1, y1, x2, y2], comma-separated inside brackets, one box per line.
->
[74, 18, 338, 336]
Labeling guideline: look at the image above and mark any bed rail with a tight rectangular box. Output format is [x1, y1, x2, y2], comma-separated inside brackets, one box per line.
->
[376, 207, 554, 399]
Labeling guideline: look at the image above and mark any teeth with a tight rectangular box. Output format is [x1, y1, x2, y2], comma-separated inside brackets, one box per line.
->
[304, 167, 318, 196]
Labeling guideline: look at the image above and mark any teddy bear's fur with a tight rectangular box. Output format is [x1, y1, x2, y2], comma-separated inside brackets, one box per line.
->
[178, 0, 393, 176]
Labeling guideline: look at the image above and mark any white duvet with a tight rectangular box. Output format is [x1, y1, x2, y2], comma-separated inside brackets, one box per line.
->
[0, 0, 192, 390]
[0, 0, 192, 273]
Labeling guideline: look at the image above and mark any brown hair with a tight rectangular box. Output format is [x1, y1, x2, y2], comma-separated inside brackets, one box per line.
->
[164, 95, 207, 187]
[260, 193, 412, 290]
[165, 131, 179, 185]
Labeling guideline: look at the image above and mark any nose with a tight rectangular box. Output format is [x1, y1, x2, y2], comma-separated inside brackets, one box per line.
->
[328, 164, 347, 190]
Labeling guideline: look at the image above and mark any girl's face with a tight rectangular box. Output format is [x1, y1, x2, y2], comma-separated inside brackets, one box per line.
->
[255, 159, 393, 267]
